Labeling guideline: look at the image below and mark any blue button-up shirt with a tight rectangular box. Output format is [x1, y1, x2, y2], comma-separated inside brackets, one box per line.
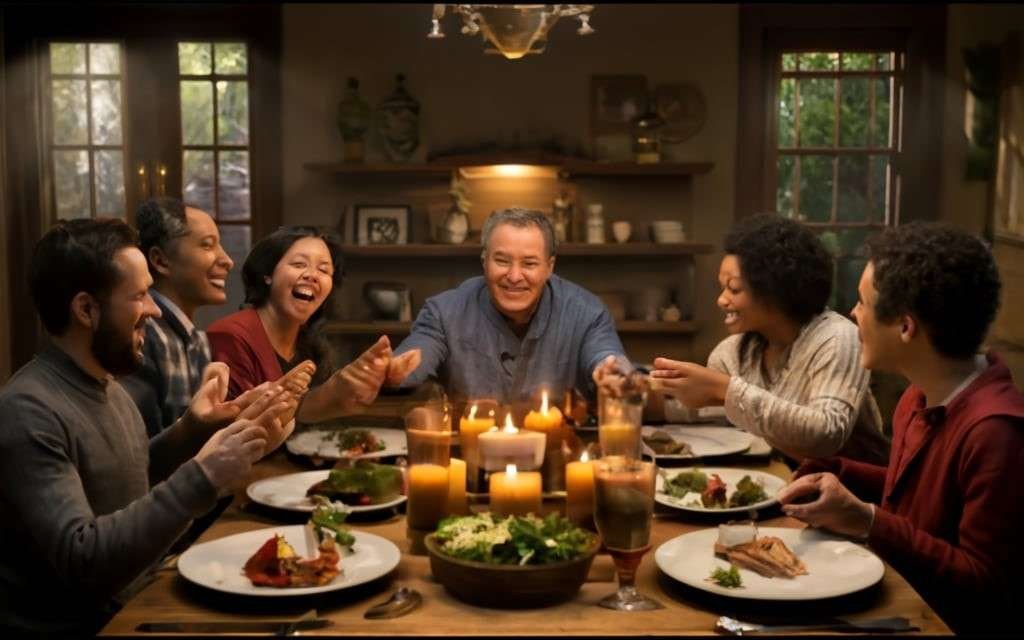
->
[393, 274, 625, 407]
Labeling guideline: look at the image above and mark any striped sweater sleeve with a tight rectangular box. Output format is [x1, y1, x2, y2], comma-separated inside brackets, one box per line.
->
[722, 324, 870, 459]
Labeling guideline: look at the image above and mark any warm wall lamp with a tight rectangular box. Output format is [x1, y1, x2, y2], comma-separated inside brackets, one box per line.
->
[427, 4, 595, 60]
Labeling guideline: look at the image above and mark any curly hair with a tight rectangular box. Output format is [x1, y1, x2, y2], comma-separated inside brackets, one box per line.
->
[866, 222, 1000, 359]
[723, 213, 833, 326]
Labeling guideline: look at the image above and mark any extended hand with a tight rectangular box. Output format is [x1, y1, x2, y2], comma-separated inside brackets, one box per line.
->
[193, 419, 268, 494]
[331, 335, 391, 414]
[777, 472, 875, 540]
[386, 348, 421, 387]
[650, 357, 730, 408]
[184, 362, 254, 432]
[592, 354, 647, 398]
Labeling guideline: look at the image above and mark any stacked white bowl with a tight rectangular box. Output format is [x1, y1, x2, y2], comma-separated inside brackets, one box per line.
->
[651, 220, 686, 243]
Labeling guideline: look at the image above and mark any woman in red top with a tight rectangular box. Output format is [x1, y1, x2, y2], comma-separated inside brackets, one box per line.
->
[207, 226, 419, 423]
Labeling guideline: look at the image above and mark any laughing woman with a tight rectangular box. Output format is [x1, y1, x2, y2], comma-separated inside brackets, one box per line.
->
[651, 214, 890, 465]
[207, 226, 419, 423]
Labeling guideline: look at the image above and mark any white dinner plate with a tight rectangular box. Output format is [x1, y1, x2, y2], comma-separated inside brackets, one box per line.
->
[642, 425, 753, 459]
[285, 427, 407, 460]
[246, 470, 407, 514]
[655, 467, 786, 514]
[655, 526, 885, 600]
[178, 525, 401, 597]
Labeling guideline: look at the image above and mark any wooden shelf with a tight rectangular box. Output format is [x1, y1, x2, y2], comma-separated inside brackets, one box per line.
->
[324, 320, 698, 336]
[339, 242, 714, 258]
[303, 160, 713, 178]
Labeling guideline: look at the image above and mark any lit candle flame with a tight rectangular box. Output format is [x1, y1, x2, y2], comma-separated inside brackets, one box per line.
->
[468, 403, 478, 421]
[541, 390, 548, 414]
[580, 450, 590, 463]
[503, 413, 518, 434]
[506, 463, 518, 479]
[137, 166, 146, 176]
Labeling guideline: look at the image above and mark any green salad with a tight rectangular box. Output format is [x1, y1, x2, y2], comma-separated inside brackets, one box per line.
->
[728, 475, 768, 508]
[663, 470, 709, 498]
[433, 513, 597, 566]
[709, 565, 743, 588]
[310, 500, 356, 548]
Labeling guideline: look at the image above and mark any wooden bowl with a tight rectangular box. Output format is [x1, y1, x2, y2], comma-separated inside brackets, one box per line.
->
[424, 533, 600, 608]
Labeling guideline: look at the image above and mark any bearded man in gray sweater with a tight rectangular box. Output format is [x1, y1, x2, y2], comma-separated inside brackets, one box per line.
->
[0, 218, 297, 635]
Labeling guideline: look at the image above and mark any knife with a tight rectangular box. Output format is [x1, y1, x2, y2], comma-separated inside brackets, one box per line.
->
[136, 618, 332, 634]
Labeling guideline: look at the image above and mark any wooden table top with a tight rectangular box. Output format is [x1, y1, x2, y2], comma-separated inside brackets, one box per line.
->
[100, 450, 951, 636]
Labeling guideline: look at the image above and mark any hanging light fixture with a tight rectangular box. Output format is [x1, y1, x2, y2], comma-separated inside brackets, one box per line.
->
[428, 4, 595, 61]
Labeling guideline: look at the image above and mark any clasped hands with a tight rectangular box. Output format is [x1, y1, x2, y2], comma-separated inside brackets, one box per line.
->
[326, 335, 422, 415]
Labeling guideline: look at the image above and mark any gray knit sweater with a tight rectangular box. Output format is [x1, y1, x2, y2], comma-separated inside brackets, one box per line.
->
[0, 344, 218, 634]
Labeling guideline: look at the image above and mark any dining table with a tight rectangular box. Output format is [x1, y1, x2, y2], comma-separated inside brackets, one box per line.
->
[100, 430, 952, 637]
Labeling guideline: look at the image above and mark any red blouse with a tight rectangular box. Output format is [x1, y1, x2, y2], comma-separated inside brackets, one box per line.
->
[206, 308, 283, 400]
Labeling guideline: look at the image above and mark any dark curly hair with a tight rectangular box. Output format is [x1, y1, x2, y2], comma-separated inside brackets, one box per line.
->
[866, 222, 1000, 359]
[724, 213, 834, 326]
[241, 226, 345, 384]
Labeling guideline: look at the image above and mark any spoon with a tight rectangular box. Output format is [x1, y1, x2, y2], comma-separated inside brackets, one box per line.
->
[363, 586, 423, 620]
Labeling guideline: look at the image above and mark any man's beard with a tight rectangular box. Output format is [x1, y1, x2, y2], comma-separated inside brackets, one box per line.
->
[91, 310, 142, 376]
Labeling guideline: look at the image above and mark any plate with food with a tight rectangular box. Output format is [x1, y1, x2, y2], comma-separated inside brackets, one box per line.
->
[655, 523, 885, 600]
[655, 467, 785, 513]
[642, 425, 753, 459]
[246, 461, 407, 513]
[178, 506, 401, 596]
[285, 427, 407, 460]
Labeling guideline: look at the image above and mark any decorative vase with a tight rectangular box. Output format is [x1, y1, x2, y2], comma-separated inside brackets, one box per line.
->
[439, 200, 469, 244]
[337, 77, 371, 163]
[375, 73, 421, 162]
[631, 92, 665, 165]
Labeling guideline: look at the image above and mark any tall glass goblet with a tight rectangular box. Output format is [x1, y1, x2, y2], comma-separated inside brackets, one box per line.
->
[593, 456, 663, 610]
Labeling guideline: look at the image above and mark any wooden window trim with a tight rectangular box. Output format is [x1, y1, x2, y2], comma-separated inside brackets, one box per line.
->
[736, 4, 946, 223]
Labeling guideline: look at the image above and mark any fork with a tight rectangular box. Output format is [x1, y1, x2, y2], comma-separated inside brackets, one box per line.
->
[715, 615, 918, 634]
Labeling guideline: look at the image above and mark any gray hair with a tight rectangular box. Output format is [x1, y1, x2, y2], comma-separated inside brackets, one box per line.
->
[480, 207, 557, 259]
[136, 197, 193, 273]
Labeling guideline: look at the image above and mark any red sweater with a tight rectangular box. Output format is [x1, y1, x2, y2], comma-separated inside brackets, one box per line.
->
[206, 309, 283, 400]
[797, 353, 1024, 634]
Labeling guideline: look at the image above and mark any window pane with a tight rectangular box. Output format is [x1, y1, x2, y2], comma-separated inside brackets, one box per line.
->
[94, 150, 125, 217]
[839, 78, 870, 147]
[216, 81, 249, 145]
[835, 255, 868, 314]
[89, 43, 120, 74]
[798, 78, 835, 147]
[842, 53, 872, 71]
[800, 52, 838, 71]
[214, 42, 247, 74]
[870, 156, 890, 223]
[90, 80, 122, 145]
[50, 43, 85, 74]
[218, 150, 250, 220]
[178, 42, 212, 75]
[875, 52, 893, 71]
[180, 81, 214, 145]
[778, 78, 796, 147]
[837, 155, 869, 222]
[798, 155, 834, 222]
[183, 150, 215, 213]
[776, 155, 796, 217]
[52, 80, 88, 144]
[871, 78, 893, 148]
[54, 150, 90, 219]
[782, 53, 798, 71]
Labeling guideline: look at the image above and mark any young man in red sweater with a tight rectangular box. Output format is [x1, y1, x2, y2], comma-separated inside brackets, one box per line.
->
[778, 222, 1024, 635]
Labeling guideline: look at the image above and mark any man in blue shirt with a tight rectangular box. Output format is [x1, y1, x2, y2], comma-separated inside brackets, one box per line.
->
[393, 208, 627, 410]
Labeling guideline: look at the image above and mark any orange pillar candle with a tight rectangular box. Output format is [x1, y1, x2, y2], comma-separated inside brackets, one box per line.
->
[565, 451, 595, 528]
[407, 463, 450, 530]
[489, 464, 542, 517]
[459, 403, 496, 492]
[446, 457, 469, 515]
[524, 391, 564, 449]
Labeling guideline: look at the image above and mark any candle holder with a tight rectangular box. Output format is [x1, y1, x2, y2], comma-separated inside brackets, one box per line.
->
[598, 389, 645, 460]
[524, 390, 566, 493]
[405, 405, 453, 555]
[458, 399, 498, 494]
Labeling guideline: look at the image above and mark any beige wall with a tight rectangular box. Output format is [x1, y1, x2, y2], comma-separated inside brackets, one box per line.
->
[280, 3, 738, 363]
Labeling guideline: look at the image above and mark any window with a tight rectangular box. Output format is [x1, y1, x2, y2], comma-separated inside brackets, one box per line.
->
[44, 42, 127, 220]
[995, 33, 1024, 240]
[771, 50, 904, 312]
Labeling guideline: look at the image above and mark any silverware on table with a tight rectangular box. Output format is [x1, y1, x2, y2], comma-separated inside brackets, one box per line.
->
[364, 586, 423, 619]
[715, 615, 918, 635]
[136, 618, 332, 635]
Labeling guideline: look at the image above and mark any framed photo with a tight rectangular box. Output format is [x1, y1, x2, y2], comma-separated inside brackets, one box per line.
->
[590, 74, 647, 137]
[353, 205, 411, 245]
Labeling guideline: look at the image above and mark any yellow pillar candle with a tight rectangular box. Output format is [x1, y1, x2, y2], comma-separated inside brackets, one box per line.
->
[524, 391, 564, 450]
[599, 420, 641, 458]
[446, 457, 468, 515]
[489, 464, 542, 517]
[459, 404, 496, 492]
[565, 453, 595, 528]
[407, 463, 450, 530]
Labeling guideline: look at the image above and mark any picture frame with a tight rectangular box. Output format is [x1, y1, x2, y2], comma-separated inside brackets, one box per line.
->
[589, 74, 648, 137]
[353, 205, 411, 245]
